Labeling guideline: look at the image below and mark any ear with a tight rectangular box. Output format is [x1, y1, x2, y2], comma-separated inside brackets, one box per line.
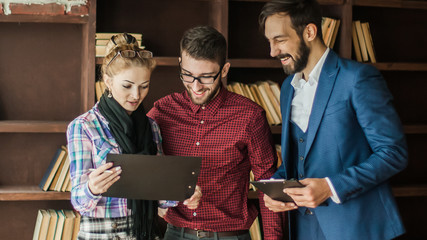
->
[221, 62, 231, 78]
[304, 23, 318, 42]
[103, 74, 112, 90]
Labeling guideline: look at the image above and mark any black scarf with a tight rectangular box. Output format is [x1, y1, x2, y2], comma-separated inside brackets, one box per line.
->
[98, 92, 160, 240]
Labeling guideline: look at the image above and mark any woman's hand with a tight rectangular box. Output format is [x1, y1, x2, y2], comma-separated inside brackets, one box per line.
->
[183, 185, 202, 209]
[88, 162, 122, 195]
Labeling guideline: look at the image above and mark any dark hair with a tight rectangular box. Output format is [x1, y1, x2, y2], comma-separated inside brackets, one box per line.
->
[259, 0, 323, 41]
[180, 25, 227, 66]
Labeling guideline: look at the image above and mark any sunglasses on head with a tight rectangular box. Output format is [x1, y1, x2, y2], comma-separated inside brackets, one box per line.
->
[107, 50, 153, 67]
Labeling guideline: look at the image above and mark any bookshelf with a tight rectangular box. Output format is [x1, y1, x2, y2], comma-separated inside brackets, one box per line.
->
[93, 0, 424, 239]
[0, 0, 96, 239]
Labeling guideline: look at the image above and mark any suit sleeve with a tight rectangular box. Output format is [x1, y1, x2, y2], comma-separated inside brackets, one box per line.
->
[328, 64, 408, 203]
[248, 109, 284, 239]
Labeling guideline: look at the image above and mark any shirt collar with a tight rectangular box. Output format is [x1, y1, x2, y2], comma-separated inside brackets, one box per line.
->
[291, 48, 330, 89]
[184, 85, 226, 116]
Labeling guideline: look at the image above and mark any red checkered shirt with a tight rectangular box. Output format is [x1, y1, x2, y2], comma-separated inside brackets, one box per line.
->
[148, 86, 283, 239]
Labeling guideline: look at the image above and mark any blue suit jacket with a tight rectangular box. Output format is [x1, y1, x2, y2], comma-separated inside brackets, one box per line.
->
[273, 51, 408, 239]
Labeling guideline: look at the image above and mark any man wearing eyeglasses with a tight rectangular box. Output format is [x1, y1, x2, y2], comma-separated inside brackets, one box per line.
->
[148, 26, 283, 239]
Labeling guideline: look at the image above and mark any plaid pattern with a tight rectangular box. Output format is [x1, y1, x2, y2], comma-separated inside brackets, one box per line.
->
[148, 87, 284, 239]
[67, 103, 163, 218]
[78, 216, 135, 240]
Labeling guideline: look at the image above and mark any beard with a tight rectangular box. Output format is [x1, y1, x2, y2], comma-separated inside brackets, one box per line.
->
[278, 39, 310, 75]
[186, 76, 222, 105]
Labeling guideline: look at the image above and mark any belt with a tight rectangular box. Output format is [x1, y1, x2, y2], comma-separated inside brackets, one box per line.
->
[170, 225, 248, 238]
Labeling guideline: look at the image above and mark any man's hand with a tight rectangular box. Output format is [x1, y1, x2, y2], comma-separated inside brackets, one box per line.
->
[263, 194, 298, 212]
[284, 178, 332, 208]
[183, 185, 202, 209]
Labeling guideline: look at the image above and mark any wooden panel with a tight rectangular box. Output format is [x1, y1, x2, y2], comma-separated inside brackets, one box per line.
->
[0, 201, 72, 239]
[355, 0, 427, 10]
[96, 0, 212, 57]
[0, 14, 88, 23]
[373, 62, 427, 71]
[0, 133, 66, 185]
[0, 121, 68, 133]
[0, 22, 83, 121]
[395, 197, 427, 239]
[0, 186, 70, 201]
[144, 66, 182, 110]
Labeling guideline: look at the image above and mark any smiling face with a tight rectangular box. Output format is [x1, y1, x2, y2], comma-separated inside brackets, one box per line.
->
[264, 13, 310, 75]
[104, 66, 151, 114]
[180, 51, 230, 106]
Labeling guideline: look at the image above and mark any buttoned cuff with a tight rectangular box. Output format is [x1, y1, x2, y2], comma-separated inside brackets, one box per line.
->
[325, 177, 341, 204]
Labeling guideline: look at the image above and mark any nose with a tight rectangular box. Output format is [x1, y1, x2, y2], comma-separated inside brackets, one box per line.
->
[191, 79, 204, 92]
[270, 42, 279, 58]
[131, 87, 140, 100]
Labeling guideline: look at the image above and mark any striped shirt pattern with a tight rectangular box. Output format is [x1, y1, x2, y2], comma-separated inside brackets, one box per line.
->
[67, 103, 163, 218]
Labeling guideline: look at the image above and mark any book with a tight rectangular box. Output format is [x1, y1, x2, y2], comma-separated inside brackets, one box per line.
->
[96, 39, 142, 47]
[37, 209, 51, 240]
[330, 19, 341, 49]
[54, 210, 66, 240]
[324, 18, 336, 47]
[257, 82, 281, 125]
[249, 84, 275, 125]
[96, 45, 107, 57]
[96, 32, 142, 40]
[39, 148, 66, 191]
[267, 80, 281, 104]
[46, 209, 59, 240]
[49, 147, 68, 191]
[321, 17, 332, 41]
[249, 217, 262, 240]
[33, 209, 49, 240]
[352, 22, 363, 62]
[260, 81, 282, 122]
[71, 211, 81, 240]
[361, 22, 377, 63]
[275, 144, 282, 168]
[354, 20, 369, 62]
[61, 210, 75, 240]
[242, 84, 256, 102]
[95, 81, 103, 102]
[61, 169, 71, 192]
[54, 154, 70, 191]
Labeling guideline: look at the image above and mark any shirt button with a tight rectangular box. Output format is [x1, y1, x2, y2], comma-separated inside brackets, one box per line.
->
[111, 222, 117, 229]
[196, 142, 200, 146]
[193, 212, 197, 216]
[200, 120, 204, 124]
[201, 106, 205, 110]
[299, 138, 304, 143]
[299, 156, 304, 161]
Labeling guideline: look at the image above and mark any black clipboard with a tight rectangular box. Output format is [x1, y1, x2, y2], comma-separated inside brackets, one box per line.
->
[250, 179, 304, 202]
[104, 154, 201, 201]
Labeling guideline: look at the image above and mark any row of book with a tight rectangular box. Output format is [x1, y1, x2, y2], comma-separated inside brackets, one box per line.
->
[227, 80, 282, 126]
[33, 209, 81, 240]
[322, 17, 341, 49]
[96, 32, 144, 57]
[39, 146, 71, 192]
[352, 20, 376, 63]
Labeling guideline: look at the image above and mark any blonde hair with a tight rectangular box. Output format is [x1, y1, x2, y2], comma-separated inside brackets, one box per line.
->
[101, 33, 156, 78]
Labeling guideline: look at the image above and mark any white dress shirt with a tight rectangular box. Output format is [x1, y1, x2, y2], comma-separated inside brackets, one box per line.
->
[290, 48, 341, 204]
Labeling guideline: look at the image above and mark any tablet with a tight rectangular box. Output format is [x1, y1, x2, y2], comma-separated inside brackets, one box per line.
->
[104, 154, 201, 201]
[250, 179, 304, 202]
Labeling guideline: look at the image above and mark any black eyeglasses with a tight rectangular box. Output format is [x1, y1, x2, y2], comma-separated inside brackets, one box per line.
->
[179, 64, 223, 85]
[107, 50, 153, 67]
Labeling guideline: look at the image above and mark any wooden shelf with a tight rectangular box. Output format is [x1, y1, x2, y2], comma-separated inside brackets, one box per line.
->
[229, 58, 282, 68]
[248, 185, 427, 199]
[96, 56, 179, 66]
[0, 185, 70, 201]
[372, 62, 427, 71]
[0, 14, 89, 24]
[354, 0, 427, 10]
[230, 0, 345, 4]
[270, 124, 427, 135]
[0, 120, 69, 133]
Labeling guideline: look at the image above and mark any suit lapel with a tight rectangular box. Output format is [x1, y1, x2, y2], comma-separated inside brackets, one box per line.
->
[281, 78, 294, 179]
[304, 51, 339, 158]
